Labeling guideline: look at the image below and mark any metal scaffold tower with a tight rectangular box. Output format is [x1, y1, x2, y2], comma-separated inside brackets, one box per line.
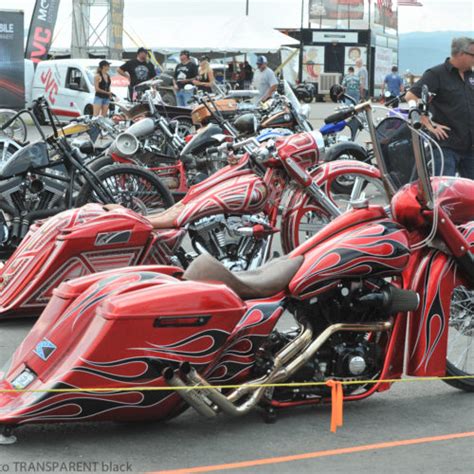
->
[71, 0, 124, 59]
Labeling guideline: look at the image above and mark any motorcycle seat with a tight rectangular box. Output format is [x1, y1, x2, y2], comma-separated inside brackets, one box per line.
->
[150, 202, 186, 228]
[183, 253, 304, 299]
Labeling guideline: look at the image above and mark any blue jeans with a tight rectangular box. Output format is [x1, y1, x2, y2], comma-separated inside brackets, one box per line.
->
[434, 147, 474, 179]
[176, 89, 193, 107]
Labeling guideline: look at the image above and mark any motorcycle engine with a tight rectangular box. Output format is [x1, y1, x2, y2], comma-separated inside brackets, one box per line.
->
[0, 171, 65, 246]
[188, 214, 270, 271]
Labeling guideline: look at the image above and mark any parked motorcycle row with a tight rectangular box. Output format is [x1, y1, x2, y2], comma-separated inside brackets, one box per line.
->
[0, 83, 472, 443]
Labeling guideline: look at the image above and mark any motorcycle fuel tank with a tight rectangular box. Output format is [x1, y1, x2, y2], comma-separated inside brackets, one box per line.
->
[175, 171, 268, 227]
[289, 219, 411, 299]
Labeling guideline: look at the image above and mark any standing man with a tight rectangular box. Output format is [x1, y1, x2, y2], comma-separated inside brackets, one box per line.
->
[405, 37, 474, 178]
[341, 66, 361, 103]
[173, 50, 198, 107]
[252, 56, 278, 102]
[118, 47, 156, 101]
[382, 66, 404, 107]
[355, 58, 368, 100]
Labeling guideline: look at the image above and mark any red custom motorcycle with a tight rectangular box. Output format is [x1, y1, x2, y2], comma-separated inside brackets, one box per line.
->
[0, 96, 472, 441]
[0, 129, 383, 319]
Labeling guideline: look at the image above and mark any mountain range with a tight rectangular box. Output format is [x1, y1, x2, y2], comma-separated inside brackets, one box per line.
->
[399, 31, 472, 74]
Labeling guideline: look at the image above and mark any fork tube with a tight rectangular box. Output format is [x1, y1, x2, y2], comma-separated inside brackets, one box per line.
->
[365, 107, 396, 199]
[410, 128, 434, 209]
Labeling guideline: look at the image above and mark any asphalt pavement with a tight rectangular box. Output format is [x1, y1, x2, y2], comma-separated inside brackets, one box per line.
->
[0, 103, 472, 473]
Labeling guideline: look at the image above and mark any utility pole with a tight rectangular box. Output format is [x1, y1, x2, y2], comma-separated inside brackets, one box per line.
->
[245, 0, 249, 16]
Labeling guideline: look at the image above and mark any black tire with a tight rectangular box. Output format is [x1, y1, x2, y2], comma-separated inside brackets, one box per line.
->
[302, 95, 313, 104]
[84, 104, 93, 116]
[75, 164, 174, 215]
[327, 148, 369, 195]
[444, 285, 474, 392]
[175, 118, 194, 138]
[86, 155, 114, 173]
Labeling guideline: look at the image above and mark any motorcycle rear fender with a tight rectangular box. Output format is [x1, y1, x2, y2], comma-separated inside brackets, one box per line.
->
[0, 204, 155, 316]
[281, 160, 382, 253]
[0, 268, 193, 425]
[406, 221, 474, 376]
[324, 141, 368, 163]
[179, 123, 223, 157]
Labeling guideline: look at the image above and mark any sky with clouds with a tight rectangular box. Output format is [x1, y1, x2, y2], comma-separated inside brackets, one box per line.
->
[2, 0, 473, 35]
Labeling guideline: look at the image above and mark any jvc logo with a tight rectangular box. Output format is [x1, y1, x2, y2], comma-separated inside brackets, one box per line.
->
[30, 26, 52, 64]
[40, 68, 58, 104]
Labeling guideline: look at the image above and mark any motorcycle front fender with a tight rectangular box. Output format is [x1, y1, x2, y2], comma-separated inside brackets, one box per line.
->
[406, 221, 474, 376]
[281, 160, 382, 253]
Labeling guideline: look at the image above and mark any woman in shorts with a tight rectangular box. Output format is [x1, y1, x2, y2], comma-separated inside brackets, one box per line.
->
[93, 60, 112, 116]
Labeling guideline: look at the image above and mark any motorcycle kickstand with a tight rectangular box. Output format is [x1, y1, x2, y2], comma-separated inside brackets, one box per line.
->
[260, 406, 278, 424]
[0, 426, 17, 445]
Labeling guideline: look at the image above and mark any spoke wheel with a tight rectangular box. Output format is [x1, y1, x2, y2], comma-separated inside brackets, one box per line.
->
[445, 285, 474, 391]
[0, 110, 27, 143]
[75, 164, 174, 215]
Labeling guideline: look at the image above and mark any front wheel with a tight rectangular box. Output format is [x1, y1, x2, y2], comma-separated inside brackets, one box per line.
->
[75, 164, 174, 215]
[444, 284, 474, 392]
[326, 148, 370, 195]
[0, 109, 27, 142]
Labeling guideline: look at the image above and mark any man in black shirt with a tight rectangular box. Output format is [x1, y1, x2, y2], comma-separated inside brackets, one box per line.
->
[173, 50, 198, 107]
[118, 47, 156, 100]
[406, 37, 474, 178]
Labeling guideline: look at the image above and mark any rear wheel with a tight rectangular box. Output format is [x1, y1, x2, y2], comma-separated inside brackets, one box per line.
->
[444, 284, 474, 392]
[75, 164, 174, 215]
[0, 109, 27, 143]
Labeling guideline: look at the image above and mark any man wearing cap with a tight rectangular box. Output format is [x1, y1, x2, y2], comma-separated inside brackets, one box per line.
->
[252, 56, 278, 102]
[173, 50, 198, 107]
[118, 47, 156, 100]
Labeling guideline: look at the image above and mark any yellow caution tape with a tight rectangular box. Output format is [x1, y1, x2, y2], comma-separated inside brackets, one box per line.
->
[1, 375, 473, 393]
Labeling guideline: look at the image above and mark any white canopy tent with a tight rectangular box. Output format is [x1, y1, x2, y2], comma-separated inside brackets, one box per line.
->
[49, 15, 299, 55]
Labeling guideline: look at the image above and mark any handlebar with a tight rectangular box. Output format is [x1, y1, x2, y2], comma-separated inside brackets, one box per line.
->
[324, 101, 371, 125]
[408, 100, 423, 130]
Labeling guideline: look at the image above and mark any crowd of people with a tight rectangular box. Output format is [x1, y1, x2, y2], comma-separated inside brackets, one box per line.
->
[91, 36, 474, 180]
[92, 46, 280, 113]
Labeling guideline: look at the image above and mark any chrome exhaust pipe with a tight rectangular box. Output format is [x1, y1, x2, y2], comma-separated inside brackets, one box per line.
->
[162, 367, 217, 418]
[167, 321, 393, 418]
[181, 320, 314, 416]
[274, 321, 393, 381]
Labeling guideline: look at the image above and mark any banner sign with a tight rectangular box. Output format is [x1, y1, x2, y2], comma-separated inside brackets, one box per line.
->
[0, 10, 25, 108]
[25, 0, 61, 64]
[109, 0, 124, 54]
[374, 46, 393, 85]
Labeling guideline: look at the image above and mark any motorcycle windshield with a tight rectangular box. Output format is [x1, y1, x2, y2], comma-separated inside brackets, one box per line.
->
[375, 115, 438, 195]
[283, 80, 302, 115]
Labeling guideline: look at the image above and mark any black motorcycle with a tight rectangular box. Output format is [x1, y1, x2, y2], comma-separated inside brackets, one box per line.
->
[0, 98, 174, 259]
[294, 82, 316, 103]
